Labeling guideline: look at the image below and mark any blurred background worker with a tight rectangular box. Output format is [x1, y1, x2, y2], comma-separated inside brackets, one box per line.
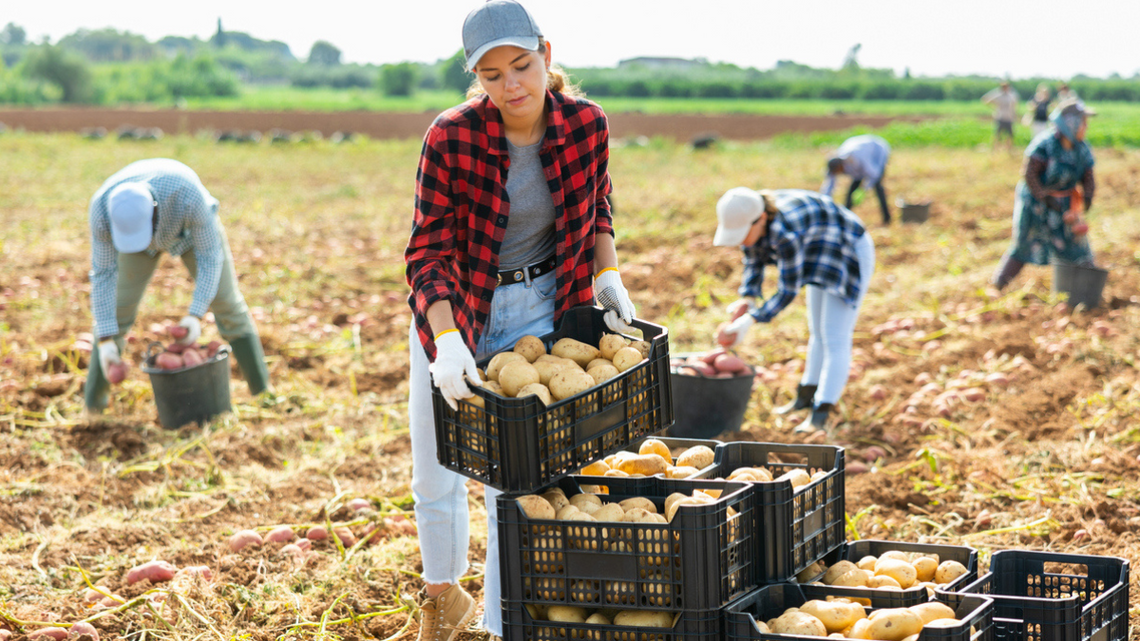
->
[713, 187, 874, 432]
[991, 99, 1097, 291]
[821, 134, 892, 225]
[982, 81, 1020, 152]
[1025, 83, 1054, 138]
[86, 158, 271, 413]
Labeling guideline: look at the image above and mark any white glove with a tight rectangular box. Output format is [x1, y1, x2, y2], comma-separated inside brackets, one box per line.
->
[178, 315, 202, 345]
[594, 268, 637, 334]
[717, 313, 756, 348]
[98, 339, 122, 374]
[429, 331, 483, 411]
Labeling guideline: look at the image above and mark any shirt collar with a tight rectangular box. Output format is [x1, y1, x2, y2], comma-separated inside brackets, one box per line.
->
[479, 89, 565, 155]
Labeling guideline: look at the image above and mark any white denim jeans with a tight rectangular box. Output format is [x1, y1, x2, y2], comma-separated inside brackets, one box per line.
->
[801, 232, 876, 405]
[408, 270, 557, 636]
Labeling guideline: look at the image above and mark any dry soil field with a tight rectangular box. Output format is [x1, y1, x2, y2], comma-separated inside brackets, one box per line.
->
[1, 115, 1139, 641]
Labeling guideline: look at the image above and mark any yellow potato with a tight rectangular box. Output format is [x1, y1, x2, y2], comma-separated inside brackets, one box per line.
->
[879, 550, 910, 563]
[667, 465, 700, 479]
[800, 599, 866, 633]
[875, 558, 917, 589]
[613, 610, 672, 628]
[516, 382, 553, 406]
[603, 469, 630, 477]
[856, 555, 878, 572]
[482, 380, 506, 396]
[675, 445, 715, 470]
[513, 335, 546, 362]
[769, 611, 827, 637]
[618, 497, 657, 514]
[909, 602, 956, 625]
[591, 503, 626, 522]
[866, 608, 923, 641]
[822, 560, 860, 585]
[549, 369, 596, 401]
[547, 605, 588, 624]
[617, 454, 669, 477]
[533, 359, 568, 386]
[567, 511, 597, 522]
[556, 505, 581, 520]
[663, 492, 689, 517]
[586, 358, 611, 371]
[587, 363, 620, 384]
[665, 494, 714, 521]
[541, 491, 569, 512]
[584, 612, 612, 626]
[935, 560, 968, 584]
[486, 351, 526, 382]
[516, 495, 556, 520]
[845, 618, 873, 639]
[630, 340, 652, 358]
[912, 557, 938, 583]
[622, 507, 657, 523]
[795, 561, 825, 583]
[611, 346, 644, 372]
[598, 334, 629, 360]
[568, 493, 603, 512]
[580, 460, 610, 476]
[831, 568, 872, 588]
[867, 575, 902, 589]
[524, 603, 547, 621]
[776, 468, 812, 489]
[552, 338, 600, 368]
[638, 438, 672, 461]
[498, 360, 541, 397]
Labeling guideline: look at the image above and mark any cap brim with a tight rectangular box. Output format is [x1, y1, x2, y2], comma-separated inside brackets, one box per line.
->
[713, 224, 750, 247]
[466, 36, 540, 70]
[112, 226, 152, 253]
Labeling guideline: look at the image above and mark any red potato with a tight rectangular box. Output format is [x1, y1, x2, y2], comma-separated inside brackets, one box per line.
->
[699, 347, 727, 365]
[846, 462, 869, 475]
[106, 362, 129, 384]
[864, 446, 887, 462]
[181, 348, 204, 367]
[984, 372, 1010, 388]
[384, 515, 417, 536]
[727, 299, 751, 321]
[155, 352, 184, 370]
[82, 588, 104, 604]
[961, 387, 986, 402]
[295, 538, 312, 551]
[205, 340, 222, 357]
[348, 498, 372, 512]
[278, 543, 307, 560]
[168, 325, 188, 339]
[68, 621, 99, 641]
[333, 527, 356, 546]
[677, 366, 701, 377]
[228, 529, 263, 552]
[306, 525, 329, 541]
[265, 525, 295, 543]
[868, 384, 888, 400]
[28, 628, 68, 640]
[175, 565, 213, 581]
[0, 631, 9, 641]
[165, 342, 188, 354]
[684, 362, 716, 377]
[126, 560, 177, 585]
[1072, 222, 1089, 236]
[713, 353, 746, 374]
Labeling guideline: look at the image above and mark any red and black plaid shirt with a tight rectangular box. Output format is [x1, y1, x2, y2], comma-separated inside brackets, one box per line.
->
[406, 90, 614, 361]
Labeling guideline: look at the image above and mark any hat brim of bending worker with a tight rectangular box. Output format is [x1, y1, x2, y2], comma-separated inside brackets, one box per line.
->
[86, 159, 271, 413]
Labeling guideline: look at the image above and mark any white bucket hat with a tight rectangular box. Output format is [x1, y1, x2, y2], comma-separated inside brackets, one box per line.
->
[108, 182, 155, 253]
[713, 187, 764, 247]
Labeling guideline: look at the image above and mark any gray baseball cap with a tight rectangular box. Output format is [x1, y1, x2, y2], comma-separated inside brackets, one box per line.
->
[462, 0, 543, 71]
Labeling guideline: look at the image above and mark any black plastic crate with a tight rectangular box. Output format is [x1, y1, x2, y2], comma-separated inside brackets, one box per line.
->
[433, 306, 673, 493]
[800, 539, 979, 608]
[699, 442, 845, 583]
[498, 475, 757, 612]
[724, 583, 993, 641]
[955, 550, 1129, 641]
[503, 600, 721, 641]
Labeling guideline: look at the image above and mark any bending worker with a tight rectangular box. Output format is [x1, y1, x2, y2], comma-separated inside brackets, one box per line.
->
[86, 158, 271, 412]
[821, 134, 892, 225]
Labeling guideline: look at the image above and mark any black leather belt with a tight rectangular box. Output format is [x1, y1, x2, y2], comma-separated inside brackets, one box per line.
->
[497, 256, 556, 286]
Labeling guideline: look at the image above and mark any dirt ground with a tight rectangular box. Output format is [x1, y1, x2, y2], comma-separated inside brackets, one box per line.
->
[0, 119, 1138, 640]
[0, 107, 913, 141]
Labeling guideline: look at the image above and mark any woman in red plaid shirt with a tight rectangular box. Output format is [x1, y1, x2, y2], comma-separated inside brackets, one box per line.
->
[403, 2, 636, 639]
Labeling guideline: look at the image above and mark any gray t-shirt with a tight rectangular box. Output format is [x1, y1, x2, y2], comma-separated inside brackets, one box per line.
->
[498, 139, 556, 270]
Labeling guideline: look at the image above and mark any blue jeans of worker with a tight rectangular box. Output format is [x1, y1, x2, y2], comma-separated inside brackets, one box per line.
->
[801, 233, 876, 405]
[407, 270, 556, 636]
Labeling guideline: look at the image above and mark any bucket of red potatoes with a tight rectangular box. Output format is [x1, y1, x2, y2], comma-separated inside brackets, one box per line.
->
[140, 326, 232, 429]
[668, 347, 755, 438]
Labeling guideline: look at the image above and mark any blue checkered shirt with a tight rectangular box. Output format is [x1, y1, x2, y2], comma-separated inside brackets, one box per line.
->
[89, 159, 223, 339]
[739, 190, 867, 322]
[821, 134, 890, 197]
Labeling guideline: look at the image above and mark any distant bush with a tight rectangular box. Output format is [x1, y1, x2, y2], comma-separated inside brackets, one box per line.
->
[380, 62, 417, 96]
[21, 45, 93, 102]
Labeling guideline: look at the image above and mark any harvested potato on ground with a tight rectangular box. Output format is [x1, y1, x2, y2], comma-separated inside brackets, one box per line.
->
[909, 602, 956, 625]
[487, 352, 526, 382]
[867, 608, 923, 641]
[612, 346, 644, 372]
[126, 560, 178, 584]
[513, 335, 545, 362]
[769, 611, 827, 637]
[614, 610, 673, 628]
[935, 560, 968, 584]
[598, 334, 628, 360]
[638, 439, 672, 461]
[517, 495, 556, 520]
[552, 338, 600, 368]
[675, 445, 715, 470]
[618, 454, 669, 476]
[549, 369, 596, 401]
[227, 530, 263, 552]
[516, 382, 553, 405]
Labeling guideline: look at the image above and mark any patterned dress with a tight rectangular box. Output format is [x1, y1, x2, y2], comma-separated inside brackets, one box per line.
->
[1009, 131, 1095, 266]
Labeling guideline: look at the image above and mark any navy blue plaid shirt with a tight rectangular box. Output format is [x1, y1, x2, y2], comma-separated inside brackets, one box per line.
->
[739, 190, 867, 322]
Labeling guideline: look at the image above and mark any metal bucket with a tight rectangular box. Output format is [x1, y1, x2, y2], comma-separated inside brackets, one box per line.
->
[668, 353, 754, 439]
[896, 199, 931, 224]
[1053, 263, 1108, 309]
[141, 343, 232, 429]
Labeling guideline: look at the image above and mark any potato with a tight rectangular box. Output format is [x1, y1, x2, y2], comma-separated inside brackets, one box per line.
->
[618, 454, 669, 477]
[831, 568, 872, 588]
[517, 495, 556, 520]
[547, 605, 588, 623]
[552, 338, 600, 368]
[614, 610, 673, 628]
[482, 380, 506, 396]
[588, 363, 620, 384]
[909, 602, 956, 625]
[867, 575, 902, 589]
[525, 603, 547, 621]
[513, 335, 546, 362]
[592, 503, 626, 522]
[306, 525, 329, 540]
[846, 618, 872, 639]
[822, 560, 859, 585]
[665, 494, 714, 521]
[549, 369, 596, 401]
[776, 468, 812, 489]
[227, 529, 263, 552]
[533, 359, 567, 386]
[769, 611, 827, 637]
[667, 465, 700, 479]
[155, 352, 184, 370]
[875, 558, 917, 589]
[618, 497, 657, 513]
[622, 507, 657, 523]
[800, 599, 865, 633]
[28, 628, 68, 640]
[556, 505, 581, 520]
[612, 346, 644, 372]
[598, 334, 628, 360]
[580, 460, 610, 476]
[568, 493, 603, 513]
[795, 561, 825, 583]
[585, 612, 612, 626]
[516, 383, 553, 405]
[603, 469, 630, 477]
[912, 556, 938, 583]
[586, 358, 611, 371]
[605, 451, 635, 469]
[866, 608, 923, 641]
[498, 360, 540, 397]
[663, 492, 689, 517]
[567, 511, 598, 522]
[675, 445, 715, 470]
[630, 340, 652, 358]
[182, 348, 204, 367]
[541, 491, 569, 512]
[107, 361, 129, 384]
[265, 525, 295, 543]
[855, 555, 878, 572]
[69, 621, 99, 641]
[126, 560, 177, 584]
[879, 550, 910, 563]
[486, 351, 526, 382]
[935, 560, 968, 584]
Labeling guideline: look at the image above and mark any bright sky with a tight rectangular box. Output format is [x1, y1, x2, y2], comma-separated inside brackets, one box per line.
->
[8, 1, 1140, 79]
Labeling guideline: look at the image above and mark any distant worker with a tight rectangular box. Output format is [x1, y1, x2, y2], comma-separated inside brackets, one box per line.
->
[1056, 82, 1078, 103]
[712, 187, 875, 432]
[1025, 83, 1053, 138]
[821, 134, 892, 225]
[982, 81, 1019, 152]
[991, 99, 1097, 291]
[86, 158, 271, 413]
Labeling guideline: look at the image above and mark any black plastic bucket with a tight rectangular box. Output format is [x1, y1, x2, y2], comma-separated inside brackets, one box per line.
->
[1053, 262, 1108, 309]
[668, 353, 754, 439]
[141, 344, 232, 429]
[896, 199, 931, 224]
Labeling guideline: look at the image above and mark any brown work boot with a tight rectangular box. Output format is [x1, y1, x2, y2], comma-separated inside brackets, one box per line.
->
[417, 584, 476, 641]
